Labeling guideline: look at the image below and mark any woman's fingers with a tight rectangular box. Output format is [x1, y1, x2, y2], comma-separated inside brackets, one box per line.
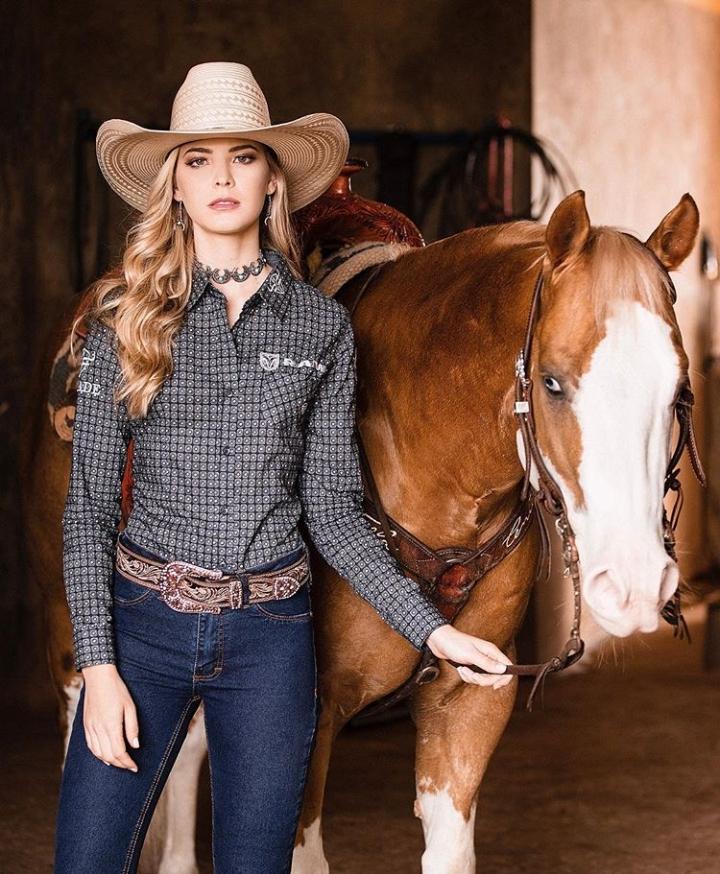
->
[94, 725, 117, 767]
[457, 665, 500, 686]
[92, 722, 138, 772]
[466, 650, 509, 674]
[472, 638, 512, 668]
[455, 636, 514, 688]
[84, 723, 107, 764]
[81, 668, 140, 771]
[430, 627, 514, 688]
[124, 701, 141, 750]
[456, 665, 515, 688]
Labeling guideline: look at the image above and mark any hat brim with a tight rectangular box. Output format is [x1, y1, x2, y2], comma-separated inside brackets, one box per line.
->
[96, 112, 349, 213]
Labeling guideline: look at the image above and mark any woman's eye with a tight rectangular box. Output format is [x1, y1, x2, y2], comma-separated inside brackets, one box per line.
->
[542, 375, 564, 398]
[186, 155, 254, 168]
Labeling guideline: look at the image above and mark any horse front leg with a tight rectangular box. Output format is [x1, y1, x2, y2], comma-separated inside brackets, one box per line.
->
[411, 648, 518, 874]
[292, 571, 422, 873]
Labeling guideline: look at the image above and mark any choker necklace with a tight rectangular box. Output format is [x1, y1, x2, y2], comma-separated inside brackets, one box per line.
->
[194, 251, 267, 284]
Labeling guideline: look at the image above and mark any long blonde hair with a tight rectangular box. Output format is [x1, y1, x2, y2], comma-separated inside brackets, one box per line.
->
[70, 144, 304, 421]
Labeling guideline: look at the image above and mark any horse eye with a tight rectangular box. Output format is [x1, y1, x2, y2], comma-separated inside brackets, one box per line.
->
[542, 375, 564, 398]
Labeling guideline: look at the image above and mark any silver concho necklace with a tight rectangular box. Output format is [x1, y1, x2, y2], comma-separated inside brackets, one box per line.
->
[194, 251, 267, 284]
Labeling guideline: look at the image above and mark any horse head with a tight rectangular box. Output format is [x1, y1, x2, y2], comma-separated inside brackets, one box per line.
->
[517, 190, 700, 637]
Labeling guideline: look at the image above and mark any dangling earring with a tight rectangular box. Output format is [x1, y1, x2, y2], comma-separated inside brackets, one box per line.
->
[175, 201, 186, 232]
[263, 192, 273, 226]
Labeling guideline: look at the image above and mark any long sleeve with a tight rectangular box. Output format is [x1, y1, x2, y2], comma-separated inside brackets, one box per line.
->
[298, 311, 448, 650]
[62, 318, 131, 671]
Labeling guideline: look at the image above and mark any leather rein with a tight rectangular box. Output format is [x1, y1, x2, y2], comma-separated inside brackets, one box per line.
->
[342, 252, 705, 713]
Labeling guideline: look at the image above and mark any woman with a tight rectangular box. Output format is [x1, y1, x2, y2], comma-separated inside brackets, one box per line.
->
[54, 62, 512, 873]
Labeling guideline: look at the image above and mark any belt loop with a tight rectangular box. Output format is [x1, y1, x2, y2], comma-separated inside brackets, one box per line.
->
[240, 572, 251, 608]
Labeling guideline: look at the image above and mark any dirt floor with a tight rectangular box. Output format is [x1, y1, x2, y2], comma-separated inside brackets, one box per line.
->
[2, 602, 719, 873]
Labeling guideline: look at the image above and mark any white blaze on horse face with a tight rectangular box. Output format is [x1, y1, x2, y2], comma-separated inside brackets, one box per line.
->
[544, 300, 681, 637]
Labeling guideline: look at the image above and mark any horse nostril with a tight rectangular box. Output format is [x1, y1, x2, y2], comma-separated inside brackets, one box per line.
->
[658, 560, 680, 606]
[584, 568, 630, 611]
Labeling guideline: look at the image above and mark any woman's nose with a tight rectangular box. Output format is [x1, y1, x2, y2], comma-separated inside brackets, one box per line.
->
[214, 166, 233, 186]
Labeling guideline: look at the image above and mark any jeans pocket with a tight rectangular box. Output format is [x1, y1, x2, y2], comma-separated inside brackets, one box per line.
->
[112, 567, 154, 607]
[253, 583, 312, 622]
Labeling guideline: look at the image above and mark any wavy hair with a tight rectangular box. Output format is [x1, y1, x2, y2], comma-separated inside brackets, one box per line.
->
[70, 144, 304, 421]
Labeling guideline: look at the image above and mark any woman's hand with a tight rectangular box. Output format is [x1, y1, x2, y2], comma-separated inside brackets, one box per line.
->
[81, 664, 141, 771]
[425, 624, 514, 689]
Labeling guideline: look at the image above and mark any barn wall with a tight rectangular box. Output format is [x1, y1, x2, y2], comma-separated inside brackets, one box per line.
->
[2, 1, 531, 699]
[531, 0, 720, 657]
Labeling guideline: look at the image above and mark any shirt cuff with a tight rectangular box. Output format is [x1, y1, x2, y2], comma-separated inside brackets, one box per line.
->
[397, 605, 449, 651]
[72, 622, 116, 672]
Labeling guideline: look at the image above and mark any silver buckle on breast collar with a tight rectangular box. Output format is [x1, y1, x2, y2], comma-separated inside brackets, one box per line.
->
[161, 560, 225, 614]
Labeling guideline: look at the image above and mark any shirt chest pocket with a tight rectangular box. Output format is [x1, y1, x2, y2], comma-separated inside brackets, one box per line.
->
[261, 367, 322, 430]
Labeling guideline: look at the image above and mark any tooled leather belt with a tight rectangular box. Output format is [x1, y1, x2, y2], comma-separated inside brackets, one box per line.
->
[115, 537, 310, 615]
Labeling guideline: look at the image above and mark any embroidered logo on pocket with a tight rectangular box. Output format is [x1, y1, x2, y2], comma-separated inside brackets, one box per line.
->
[260, 351, 280, 371]
[259, 351, 327, 374]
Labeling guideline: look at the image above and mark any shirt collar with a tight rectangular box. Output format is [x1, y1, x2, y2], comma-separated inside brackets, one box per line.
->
[187, 246, 294, 320]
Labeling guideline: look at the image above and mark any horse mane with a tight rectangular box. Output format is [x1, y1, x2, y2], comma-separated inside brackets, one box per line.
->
[583, 226, 676, 329]
[490, 219, 675, 329]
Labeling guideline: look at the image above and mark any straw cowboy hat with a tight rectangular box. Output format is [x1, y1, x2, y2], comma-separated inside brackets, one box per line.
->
[96, 61, 350, 214]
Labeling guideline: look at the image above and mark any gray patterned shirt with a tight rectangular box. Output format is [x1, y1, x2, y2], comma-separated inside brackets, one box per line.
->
[63, 246, 447, 671]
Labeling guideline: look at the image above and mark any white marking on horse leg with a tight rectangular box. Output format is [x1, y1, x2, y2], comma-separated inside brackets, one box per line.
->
[416, 781, 477, 874]
[291, 816, 329, 874]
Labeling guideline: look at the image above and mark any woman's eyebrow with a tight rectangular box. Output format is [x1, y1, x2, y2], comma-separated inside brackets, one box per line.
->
[182, 144, 260, 156]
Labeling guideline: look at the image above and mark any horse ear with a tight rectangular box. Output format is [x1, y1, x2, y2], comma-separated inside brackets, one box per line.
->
[644, 193, 699, 271]
[545, 190, 591, 268]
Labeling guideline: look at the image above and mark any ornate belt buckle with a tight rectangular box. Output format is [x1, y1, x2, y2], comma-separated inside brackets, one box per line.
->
[271, 557, 309, 600]
[272, 573, 302, 600]
[161, 560, 224, 614]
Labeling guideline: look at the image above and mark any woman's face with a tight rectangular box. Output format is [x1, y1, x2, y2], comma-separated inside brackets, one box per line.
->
[173, 136, 277, 237]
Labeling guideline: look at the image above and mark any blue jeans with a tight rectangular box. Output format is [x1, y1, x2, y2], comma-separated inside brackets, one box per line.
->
[54, 531, 318, 874]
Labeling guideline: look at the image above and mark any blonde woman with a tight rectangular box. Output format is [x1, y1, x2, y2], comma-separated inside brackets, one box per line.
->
[53, 62, 512, 873]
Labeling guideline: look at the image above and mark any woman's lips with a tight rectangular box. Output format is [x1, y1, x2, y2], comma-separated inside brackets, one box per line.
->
[209, 200, 240, 210]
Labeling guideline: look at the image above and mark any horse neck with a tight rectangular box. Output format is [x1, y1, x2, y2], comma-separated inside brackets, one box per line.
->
[352, 235, 541, 545]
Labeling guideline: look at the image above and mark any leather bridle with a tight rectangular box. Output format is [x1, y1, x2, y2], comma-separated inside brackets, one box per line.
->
[508, 255, 706, 706]
[344, 247, 706, 713]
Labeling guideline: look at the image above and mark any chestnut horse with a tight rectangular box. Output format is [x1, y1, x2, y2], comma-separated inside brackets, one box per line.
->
[291, 190, 699, 872]
[24, 190, 699, 873]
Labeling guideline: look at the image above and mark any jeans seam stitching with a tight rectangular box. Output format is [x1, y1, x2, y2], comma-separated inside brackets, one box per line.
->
[255, 603, 313, 622]
[193, 614, 224, 681]
[205, 707, 217, 873]
[285, 662, 319, 869]
[121, 695, 199, 873]
[113, 592, 152, 607]
[191, 614, 202, 684]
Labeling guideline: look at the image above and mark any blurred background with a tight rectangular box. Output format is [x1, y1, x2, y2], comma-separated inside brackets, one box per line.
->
[2, 1, 719, 871]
